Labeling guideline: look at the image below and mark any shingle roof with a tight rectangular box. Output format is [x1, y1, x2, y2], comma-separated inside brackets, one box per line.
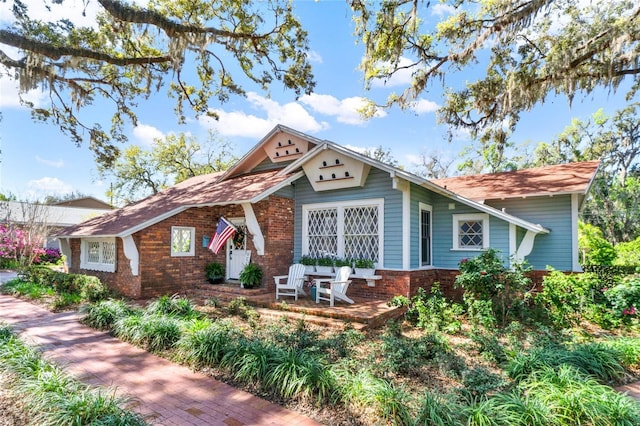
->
[56, 169, 295, 237]
[431, 160, 600, 201]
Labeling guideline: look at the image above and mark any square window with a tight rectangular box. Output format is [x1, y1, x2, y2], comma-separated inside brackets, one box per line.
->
[452, 214, 489, 250]
[171, 227, 195, 256]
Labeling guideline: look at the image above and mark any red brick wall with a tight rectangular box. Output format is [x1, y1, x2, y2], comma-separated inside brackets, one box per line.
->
[68, 196, 295, 299]
[68, 238, 142, 298]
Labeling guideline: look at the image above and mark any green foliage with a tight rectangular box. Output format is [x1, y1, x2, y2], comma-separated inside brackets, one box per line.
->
[205, 262, 224, 278]
[604, 275, 640, 319]
[459, 366, 508, 402]
[178, 319, 241, 367]
[353, 258, 375, 269]
[144, 294, 199, 319]
[0, 324, 145, 426]
[415, 391, 464, 426]
[507, 342, 626, 385]
[579, 221, 617, 265]
[392, 284, 464, 333]
[3, 1, 314, 170]
[534, 269, 601, 328]
[456, 250, 533, 326]
[336, 368, 412, 425]
[239, 263, 263, 289]
[14, 266, 109, 304]
[521, 365, 640, 425]
[264, 347, 335, 403]
[298, 255, 315, 266]
[82, 299, 134, 330]
[614, 237, 640, 265]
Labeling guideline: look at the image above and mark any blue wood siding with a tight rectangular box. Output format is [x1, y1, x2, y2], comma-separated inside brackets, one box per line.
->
[487, 196, 574, 270]
[292, 168, 403, 268]
[410, 184, 512, 269]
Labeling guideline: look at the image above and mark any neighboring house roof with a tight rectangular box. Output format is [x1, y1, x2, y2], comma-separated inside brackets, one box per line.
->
[52, 197, 113, 210]
[431, 161, 601, 202]
[56, 169, 301, 238]
[1, 201, 111, 227]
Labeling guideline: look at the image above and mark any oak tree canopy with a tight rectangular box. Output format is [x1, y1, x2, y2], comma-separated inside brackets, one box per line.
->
[1, 0, 315, 168]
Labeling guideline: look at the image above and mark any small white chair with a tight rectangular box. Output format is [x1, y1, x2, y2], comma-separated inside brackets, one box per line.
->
[274, 263, 307, 301]
[314, 266, 353, 307]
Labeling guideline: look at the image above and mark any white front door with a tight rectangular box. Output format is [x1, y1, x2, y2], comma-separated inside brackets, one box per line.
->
[226, 221, 250, 280]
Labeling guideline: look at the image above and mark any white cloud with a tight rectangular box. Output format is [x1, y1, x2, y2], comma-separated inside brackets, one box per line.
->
[307, 50, 323, 64]
[200, 92, 329, 138]
[405, 153, 423, 166]
[0, 0, 100, 27]
[26, 177, 74, 197]
[133, 123, 165, 145]
[432, 4, 457, 17]
[299, 93, 387, 125]
[35, 156, 65, 168]
[370, 56, 416, 88]
[411, 99, 439, 114]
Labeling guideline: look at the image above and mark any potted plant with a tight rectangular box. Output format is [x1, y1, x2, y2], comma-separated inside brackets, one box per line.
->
[299, 255, 316, 274]
[205, 262, 224, 284]
[315, 256, 334, 274]
[334, 257, 352, 270]
[353, 258, 376, 276]
[239, 263, 263, 289]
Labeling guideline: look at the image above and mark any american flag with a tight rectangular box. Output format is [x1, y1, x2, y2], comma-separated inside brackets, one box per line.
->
[208, 217, 236, 254]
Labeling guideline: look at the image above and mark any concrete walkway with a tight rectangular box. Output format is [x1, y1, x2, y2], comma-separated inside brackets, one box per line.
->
[0, 294, 321, 426]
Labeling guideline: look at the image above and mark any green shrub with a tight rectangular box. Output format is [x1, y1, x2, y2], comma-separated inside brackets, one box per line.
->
[336, 368, 412, 425]
[614, 236, 640, 266]
[222, 339, 279, 386]
[82, 299, 134, 330]
[415, 391, 464, 426]
[0, 324, 146, 426]
[79, 276, 109, 302]
[604, 275, 640, 319]
[456, 249, 533, 326]
[178, 319, 241, 367]
[52, 292, 82, 311]
[145, 294, 199, 319]
[534, 269, 601, 328]
[459, 366, 508, 402]
[264, 347, 335, 403]
[394, 284, 464, 333]
[140, 315, 182, 352]
[507, 342, 626, 385]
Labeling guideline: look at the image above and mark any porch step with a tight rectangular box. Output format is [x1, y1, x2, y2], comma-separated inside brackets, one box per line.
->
[252, 308, 367, 330]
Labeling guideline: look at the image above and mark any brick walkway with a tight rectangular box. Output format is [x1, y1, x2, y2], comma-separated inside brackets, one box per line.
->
[0, 295, 321, 426]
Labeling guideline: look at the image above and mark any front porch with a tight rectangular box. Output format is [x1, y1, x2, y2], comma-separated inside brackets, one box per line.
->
[186, 282, 404, 329]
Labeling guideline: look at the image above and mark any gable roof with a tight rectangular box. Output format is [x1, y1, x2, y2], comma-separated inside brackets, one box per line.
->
[281, 140, 550, 234]
[52, 196, 113, 210]
[431, 161, 601, 202]
[56, 169, 301, 238]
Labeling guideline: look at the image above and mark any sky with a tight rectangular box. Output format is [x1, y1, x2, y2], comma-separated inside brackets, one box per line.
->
[0, 0, 633, 203]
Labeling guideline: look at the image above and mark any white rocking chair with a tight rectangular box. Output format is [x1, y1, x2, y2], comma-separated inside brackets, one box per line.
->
[314, 266, 353, 307]
[274, 263, 307, 301]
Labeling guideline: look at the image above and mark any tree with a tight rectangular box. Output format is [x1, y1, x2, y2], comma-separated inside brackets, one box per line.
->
[362, 145, 399, 167]
[412, 151, 454, 179]
[103, 130, 237, 205]
[1, 0, 315, 169]
[525, 104, 640, 243]
[351, 0, 639, 151]
[0, 201, 52, 271]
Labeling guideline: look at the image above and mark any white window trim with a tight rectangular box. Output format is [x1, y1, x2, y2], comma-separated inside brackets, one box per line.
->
[302, 198, 384, 266]
[452, 213, 489, 251]
[171, 226, 195, 257]
[419, 203, 433, 267]
[80, 238, 116, 273]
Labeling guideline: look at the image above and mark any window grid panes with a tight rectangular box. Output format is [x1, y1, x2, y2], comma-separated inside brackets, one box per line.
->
[343, 206, 379, 262]
[102, 241, 116, 264]
[87, 241, 100, 263]
[307, 208, 338, 257]
[459, 220, 483, 248]
[171, 227, 194, 255]
[304, 202, 381, 263]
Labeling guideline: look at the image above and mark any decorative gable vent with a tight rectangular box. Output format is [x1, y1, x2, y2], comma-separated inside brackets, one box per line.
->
[302, 151, 371, 191]
[263, 134, 310, 163]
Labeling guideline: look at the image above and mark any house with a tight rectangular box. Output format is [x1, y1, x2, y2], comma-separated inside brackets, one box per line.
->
[55, 125, 600, 300]
[1, 199, 112, 250]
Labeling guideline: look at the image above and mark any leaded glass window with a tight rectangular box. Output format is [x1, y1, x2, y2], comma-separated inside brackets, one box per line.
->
[171, 226, 195, 256]
[303, 200, 383, 264]
[81, 238, 117, 272]
[452, 214, 489, 250]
